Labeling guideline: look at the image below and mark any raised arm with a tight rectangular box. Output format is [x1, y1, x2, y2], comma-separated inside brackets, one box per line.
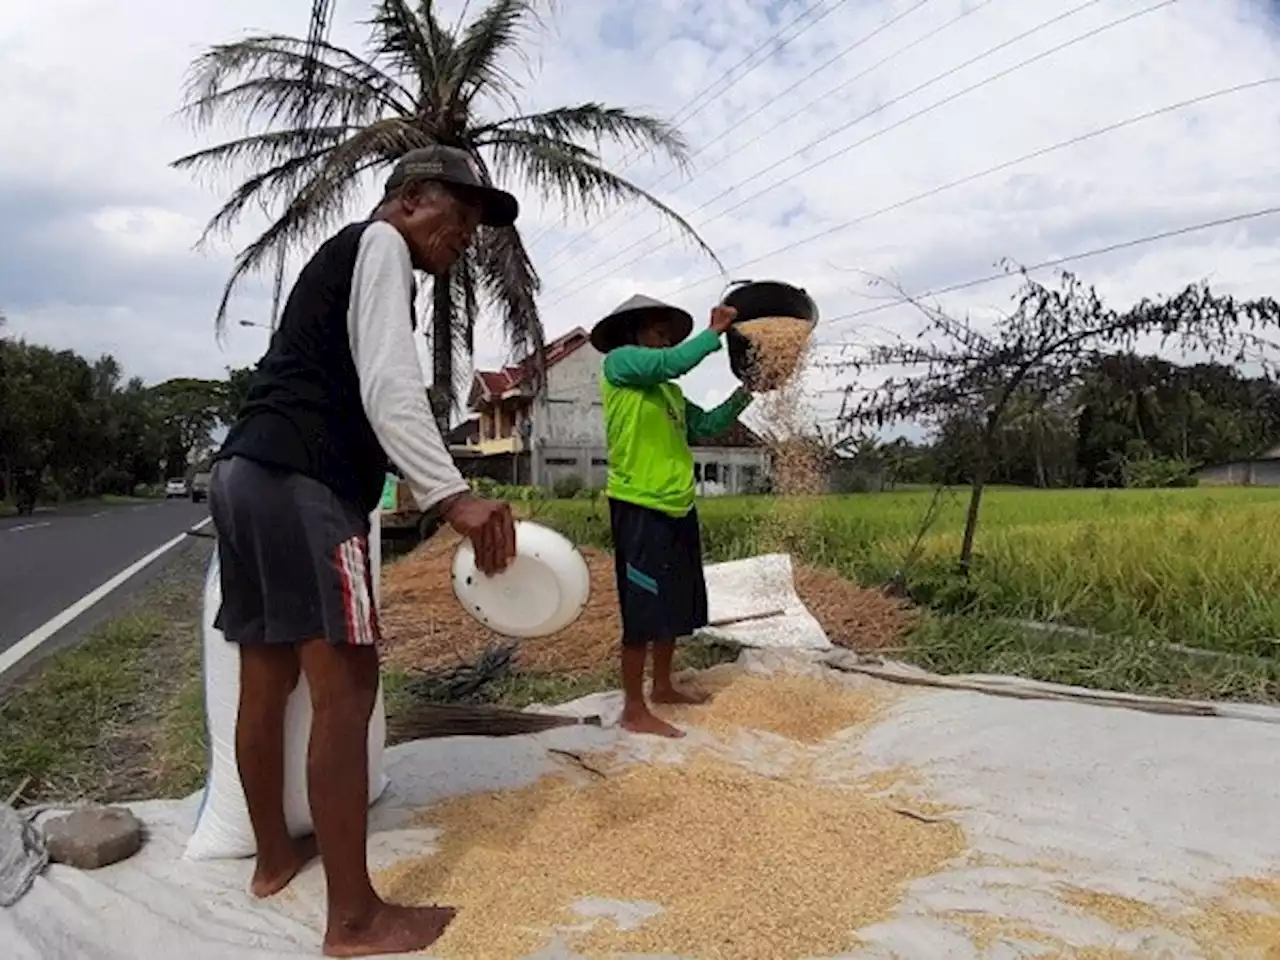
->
[686, 389, 753, 441]
[346, 222, 470, 512]
[602, 329, 723, 387]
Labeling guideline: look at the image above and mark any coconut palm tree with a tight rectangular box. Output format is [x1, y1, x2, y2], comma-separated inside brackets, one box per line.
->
[174, 0, 718, 420]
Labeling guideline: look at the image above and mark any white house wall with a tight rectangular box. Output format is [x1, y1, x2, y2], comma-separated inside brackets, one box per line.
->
[1196, 459, 1280, 486]
[527, 340, 768, 493]
[532, 344, 606, 446]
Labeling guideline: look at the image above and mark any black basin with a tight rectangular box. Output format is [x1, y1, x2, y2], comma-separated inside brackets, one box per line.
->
[722, 280, 819, 324]
[721, 280, 818, 390]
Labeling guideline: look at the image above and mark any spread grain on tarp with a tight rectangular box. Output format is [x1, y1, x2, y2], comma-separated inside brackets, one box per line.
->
[657, 668, 887, 744]
[376, 733, 962, 960]
[1063, 880, 1280, 956]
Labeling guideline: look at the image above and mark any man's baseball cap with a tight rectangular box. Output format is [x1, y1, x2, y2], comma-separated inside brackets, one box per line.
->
[382, 145, 519, 228]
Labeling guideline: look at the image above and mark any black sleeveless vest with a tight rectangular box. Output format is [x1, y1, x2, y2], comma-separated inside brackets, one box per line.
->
[217, 221, 390, 513]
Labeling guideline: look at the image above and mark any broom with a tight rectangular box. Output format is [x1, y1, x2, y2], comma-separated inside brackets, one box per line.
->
[388, 702, 602, 743]
[387, 613, 787, 743]
[388, 641, 602, 743]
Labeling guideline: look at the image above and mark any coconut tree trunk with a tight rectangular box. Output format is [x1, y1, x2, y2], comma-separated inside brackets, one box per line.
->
[428, 270, 454, 437]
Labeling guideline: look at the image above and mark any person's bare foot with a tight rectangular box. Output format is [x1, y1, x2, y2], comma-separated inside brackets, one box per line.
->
[651, 684, 711, 706]
[251, 834, 320, 898]
[621, 705, 686, 738]
[323, 903, 457, 958]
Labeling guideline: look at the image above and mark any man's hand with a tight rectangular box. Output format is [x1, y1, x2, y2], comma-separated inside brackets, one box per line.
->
[441, 493, 516, 576]
[709, 304, 737, 334]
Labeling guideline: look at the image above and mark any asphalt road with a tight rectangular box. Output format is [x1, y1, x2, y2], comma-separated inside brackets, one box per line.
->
[0, 499, 210, 654]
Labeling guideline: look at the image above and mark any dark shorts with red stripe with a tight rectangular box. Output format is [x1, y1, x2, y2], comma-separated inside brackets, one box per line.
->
[209, 456, 380, 647]
[608, 497, 709, 646]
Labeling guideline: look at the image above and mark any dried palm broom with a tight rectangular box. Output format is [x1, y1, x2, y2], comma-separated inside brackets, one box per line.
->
[388, 702, 601, 742]
[387, 641, 602, 743]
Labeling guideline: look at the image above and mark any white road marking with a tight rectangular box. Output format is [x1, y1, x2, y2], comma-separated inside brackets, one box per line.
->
[0, 517, 214, 680]
[7, 522, 52, 533]
[91, 511, 108, 518]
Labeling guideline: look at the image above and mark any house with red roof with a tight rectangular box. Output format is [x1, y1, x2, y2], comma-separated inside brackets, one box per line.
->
[461, 327, 769, 493]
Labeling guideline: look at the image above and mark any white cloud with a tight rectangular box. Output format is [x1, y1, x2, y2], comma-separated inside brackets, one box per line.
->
[2, 0, 1279, 430]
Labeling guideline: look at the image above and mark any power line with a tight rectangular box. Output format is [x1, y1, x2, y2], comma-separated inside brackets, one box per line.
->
[542, 0, 1164, 307]
[653, 76, 1277, 300]
[660, 0, 855, 136]
[550, 0, 1169, 305]
[821, 205, 1280, 328]
[521, 0, 846, 250]
[537, 0, 944, 270]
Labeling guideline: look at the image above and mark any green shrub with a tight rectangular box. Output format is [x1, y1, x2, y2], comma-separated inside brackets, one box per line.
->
[552, 474, 586, 500]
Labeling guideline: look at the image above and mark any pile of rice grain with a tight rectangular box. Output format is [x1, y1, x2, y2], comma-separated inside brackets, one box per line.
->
[378, 531, 917, 674]
[376, 748, 963, 960]
[657, 667, 888, 744]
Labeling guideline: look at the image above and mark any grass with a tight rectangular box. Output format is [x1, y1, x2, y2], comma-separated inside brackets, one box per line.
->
[12, 484, 1278, 803]
[908, 614, 1280, 703]
[530, 487, 1280, 702]
[0, 544, 209, 804]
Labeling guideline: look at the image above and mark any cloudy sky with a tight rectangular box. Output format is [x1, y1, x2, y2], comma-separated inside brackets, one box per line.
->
[3, 0, 1279, 430]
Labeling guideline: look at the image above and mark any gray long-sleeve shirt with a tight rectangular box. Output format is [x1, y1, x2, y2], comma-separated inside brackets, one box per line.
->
[345, 221, 469, 512]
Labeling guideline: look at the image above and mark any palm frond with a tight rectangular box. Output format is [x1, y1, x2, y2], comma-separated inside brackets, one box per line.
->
[179, 36, 412, 128]
[472, 226, 544, 381]
[486, 132, 721, 267]
[208, 119, 436, 333]
[172, 125, 356, 182]
[368, 0, 443, 105]
[185, 76, 387, 134]
[477, 103, 691, 172]
[451, 0, 542, 113]
[192, 145, 340, 247]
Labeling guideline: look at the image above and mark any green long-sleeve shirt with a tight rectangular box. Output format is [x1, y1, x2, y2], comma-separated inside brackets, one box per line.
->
[601, 329, 753, 516]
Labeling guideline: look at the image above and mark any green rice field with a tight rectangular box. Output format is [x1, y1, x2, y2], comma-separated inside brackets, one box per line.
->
[532, 487, 1280, 699]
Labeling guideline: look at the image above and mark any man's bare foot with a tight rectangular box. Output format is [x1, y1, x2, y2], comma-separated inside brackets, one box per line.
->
[251, 834, 319, 898]
[621, 705, 686, 738]
[323, 903, 457, 958]
[651, 684, 711, 706]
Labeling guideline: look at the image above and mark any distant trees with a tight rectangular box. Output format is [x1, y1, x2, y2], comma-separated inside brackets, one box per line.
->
[833, 267, 1280, 572]
[0, 317, 252, 507]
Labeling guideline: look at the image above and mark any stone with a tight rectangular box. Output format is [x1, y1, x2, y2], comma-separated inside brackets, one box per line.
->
[42, 807, 143, 870]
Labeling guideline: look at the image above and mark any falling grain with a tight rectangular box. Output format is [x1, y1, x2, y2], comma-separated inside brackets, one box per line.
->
[733, 313, 832, 527]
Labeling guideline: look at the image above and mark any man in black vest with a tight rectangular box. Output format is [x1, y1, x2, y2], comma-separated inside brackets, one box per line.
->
[210, 145, 518, 957]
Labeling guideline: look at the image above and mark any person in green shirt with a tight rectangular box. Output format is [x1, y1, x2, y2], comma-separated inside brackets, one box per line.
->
[590, 294, 753, 738]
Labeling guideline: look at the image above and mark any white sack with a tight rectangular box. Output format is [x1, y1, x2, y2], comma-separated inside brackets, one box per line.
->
[184, 511, 389, 861]
[699, 553, 832, 651]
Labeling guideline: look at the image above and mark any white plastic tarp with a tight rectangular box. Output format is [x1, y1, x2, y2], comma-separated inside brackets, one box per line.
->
[9, 649, 1280, 959]
[8, 553, 1280, 958]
